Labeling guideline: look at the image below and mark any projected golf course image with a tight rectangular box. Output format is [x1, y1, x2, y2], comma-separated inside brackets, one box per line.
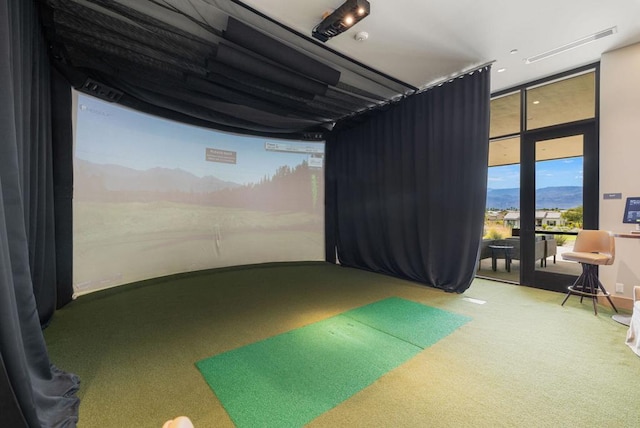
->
[73, 93, 325, 294]
[73, 201, 323, 293]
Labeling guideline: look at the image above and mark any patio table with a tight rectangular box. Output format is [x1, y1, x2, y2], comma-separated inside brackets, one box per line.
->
[489, 244, 514, 272]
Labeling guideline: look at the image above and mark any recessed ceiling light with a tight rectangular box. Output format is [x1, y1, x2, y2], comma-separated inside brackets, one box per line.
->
[497, 68, 506, 73]
[510, 49, 518, 55]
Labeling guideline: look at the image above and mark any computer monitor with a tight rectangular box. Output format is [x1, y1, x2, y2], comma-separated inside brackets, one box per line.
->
[622, 196, 640, 232]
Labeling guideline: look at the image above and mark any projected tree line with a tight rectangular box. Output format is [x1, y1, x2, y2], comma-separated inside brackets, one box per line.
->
[209, 162, 322, 214]
[75, 159, 323, 214]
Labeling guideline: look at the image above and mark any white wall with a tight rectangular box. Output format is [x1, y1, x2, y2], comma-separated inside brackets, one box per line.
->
[599, 42, 640, 304]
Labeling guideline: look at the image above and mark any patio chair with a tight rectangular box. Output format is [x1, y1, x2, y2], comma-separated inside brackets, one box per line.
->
[542, 235, 557, 266]
[477, 239, 493, 270]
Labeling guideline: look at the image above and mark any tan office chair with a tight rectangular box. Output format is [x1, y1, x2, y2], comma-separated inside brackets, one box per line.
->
[560, 230, 618, 315]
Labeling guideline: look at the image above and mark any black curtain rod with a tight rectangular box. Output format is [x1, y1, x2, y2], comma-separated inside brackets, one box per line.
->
[333, 62, 495, 131]
[416, 61, 495, 94]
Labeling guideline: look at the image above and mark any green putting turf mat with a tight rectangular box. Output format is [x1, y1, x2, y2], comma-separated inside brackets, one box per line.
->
[196, 297, 470, 427]
[343, 296, 472, 348]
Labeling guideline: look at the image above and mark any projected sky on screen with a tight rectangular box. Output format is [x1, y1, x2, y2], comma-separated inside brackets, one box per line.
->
[75, 94, 323, 184]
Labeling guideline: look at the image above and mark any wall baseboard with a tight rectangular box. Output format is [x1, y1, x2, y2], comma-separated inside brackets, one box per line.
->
[598, 295, 633, 312]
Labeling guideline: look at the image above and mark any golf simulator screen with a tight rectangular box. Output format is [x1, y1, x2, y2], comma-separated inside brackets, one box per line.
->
[73, 92, 325, 294]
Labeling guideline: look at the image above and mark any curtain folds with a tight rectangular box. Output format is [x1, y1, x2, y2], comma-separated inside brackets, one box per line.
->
[0, 0, 80, 426]
[326, 69, 490, 293]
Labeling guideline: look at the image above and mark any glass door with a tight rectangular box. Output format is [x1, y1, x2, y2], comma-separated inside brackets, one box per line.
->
[480, 67, 598, 289]
[521, 124, 598, 292]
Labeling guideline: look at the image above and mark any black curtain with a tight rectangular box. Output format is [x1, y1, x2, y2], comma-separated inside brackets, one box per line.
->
[325, 68, 490, 293]
[0, 0, 79, 426]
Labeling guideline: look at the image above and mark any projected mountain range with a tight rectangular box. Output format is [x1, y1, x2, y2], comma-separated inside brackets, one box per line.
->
[75, 158, 240, 195]
[487, 186, 583, 209]
[74, 158, 322, 215]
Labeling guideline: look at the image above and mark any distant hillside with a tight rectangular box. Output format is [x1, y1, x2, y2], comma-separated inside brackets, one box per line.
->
[487, 186, 582, 209]
[75, 159, 241, 196]
[74, 158, 323, 213]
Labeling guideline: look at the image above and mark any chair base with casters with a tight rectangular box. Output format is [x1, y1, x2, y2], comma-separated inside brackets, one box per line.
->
[561, 263, 618, 315]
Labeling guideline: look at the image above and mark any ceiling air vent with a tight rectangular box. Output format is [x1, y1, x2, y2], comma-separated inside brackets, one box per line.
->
[525, 26, 617, 64]
[80, 78, 123, 102]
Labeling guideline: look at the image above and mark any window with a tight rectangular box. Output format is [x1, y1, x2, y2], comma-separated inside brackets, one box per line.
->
[490, 92, 520, 138]
[526, 72, 595, 130]
[480, 67, 598, 287]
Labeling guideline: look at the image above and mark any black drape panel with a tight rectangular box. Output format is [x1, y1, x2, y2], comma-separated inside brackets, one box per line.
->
[0, 352, 28, 427]
[51, 68, 74, 308]
[326, 68, 490, 293]
[0, 0, 80, 426]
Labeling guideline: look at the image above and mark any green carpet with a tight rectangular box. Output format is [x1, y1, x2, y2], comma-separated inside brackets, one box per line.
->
[196, 297, 470, 427]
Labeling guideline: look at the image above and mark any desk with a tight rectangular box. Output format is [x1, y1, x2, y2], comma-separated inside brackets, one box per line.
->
[613, 232, 640, 239]
[489, 245, 513, 272]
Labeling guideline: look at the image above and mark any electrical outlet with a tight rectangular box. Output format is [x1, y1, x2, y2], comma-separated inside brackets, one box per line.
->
[615, 282, 624, 293]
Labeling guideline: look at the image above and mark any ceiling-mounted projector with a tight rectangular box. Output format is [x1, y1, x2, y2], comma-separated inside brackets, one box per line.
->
[312, 0, 370, 42]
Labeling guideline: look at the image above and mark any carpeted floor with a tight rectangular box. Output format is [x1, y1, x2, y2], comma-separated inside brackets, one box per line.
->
[196, 297, 470, 427]
[476, 257, 582, 283]
[44, 262, 639, 427]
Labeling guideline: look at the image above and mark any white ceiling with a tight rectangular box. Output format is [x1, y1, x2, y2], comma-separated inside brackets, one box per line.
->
[239, 0, 640, 93]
